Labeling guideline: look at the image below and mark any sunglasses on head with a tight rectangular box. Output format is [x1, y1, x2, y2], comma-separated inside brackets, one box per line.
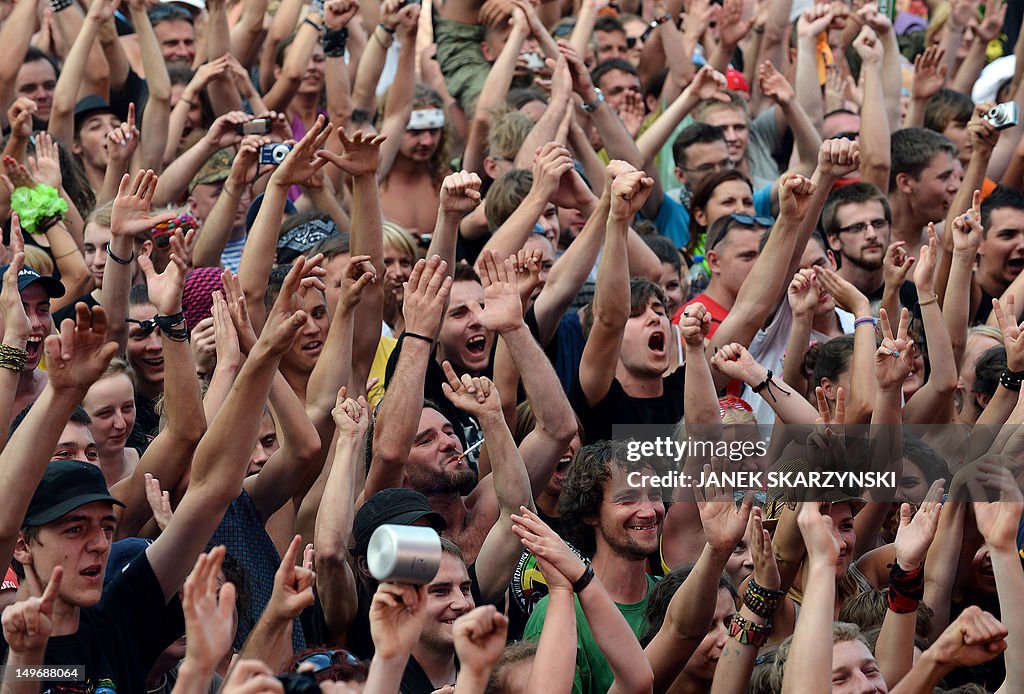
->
[296, 650, 364, 674]
[708, 213, 775, 250]
[125, 317, 159, 338]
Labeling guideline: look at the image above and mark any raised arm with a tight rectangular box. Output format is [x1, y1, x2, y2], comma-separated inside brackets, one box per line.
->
[112, 231, 208, 539]
[0, 0, 39, 121]
[128, 0, 172, 173]
[146, 257, 317, 601]
[314, 393, 369, 639]
[364, 256, 452, 499]
[578, 164, 652, 407]
[850, 26, 890, 192]
[781, 503, 841, 694]
[904, 47, 948, 128]
[0, 305, 117, 570]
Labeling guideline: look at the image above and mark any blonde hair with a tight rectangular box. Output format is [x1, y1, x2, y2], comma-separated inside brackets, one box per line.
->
[382, 222, 419, 261]
[87, 200, 113, 228]
[101, 357, 137, 389]
[23, 247, 53, 276]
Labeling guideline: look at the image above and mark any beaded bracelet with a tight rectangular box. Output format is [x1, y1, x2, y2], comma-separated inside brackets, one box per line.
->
[49, 0, 74, 12]
[0, 343, 28, 372]
[743, 579, 784, 618]
[729, 613, 772, 647]
[854, 316, 878, 331]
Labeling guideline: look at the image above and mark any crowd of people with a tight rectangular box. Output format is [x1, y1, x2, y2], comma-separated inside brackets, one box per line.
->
[0, 0, 1023, 690]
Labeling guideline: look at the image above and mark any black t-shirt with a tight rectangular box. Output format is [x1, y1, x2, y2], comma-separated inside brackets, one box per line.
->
[570, 370, 685, 444]
[52, 293, 100, 327]
[865, 279, 920, 316]
[127, 393, 158, 455]
[399, 655, 443, 694]
[0, 552, 184, 694]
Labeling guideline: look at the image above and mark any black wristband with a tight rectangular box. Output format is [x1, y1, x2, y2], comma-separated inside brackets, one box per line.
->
[378, 22, 396, 34]
[50, 0, 73, 11]
[155, 312, 189, 343]
[572, 563, 595, 593]
[401, 331, 434, 345]
[1001, 369, 1023, 392]
[323, 27, 349, 57]
[105, 244, 134, 266]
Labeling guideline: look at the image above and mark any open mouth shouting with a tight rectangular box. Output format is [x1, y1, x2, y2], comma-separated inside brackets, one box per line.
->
[25, 335, 44, 363]
[465, 334, 488, 359]
[301, 340, 323, 356]
[648, 331, 666, 356]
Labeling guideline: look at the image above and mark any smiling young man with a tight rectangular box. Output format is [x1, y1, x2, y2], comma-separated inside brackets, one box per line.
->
[888, 128, 959, 249]
[523, 439, 664, 694]
[1, 264, 65, 426]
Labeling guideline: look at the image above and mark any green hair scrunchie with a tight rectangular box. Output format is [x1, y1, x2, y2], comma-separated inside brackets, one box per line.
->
[10, 184, 68, 235]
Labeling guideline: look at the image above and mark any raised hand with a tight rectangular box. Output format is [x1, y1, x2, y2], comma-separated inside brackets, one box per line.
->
[145, 473, 173, 531]
[469, 250, 522, 334]
[510, 506, 588, 585]
[816, 267, 870, 316]
[967, 102, 1000, 158]
[796, 502, 841, 565]
[929, 606, 1008, 669]
[894, 479, 944, 569]
[874, 307, 914, 392]
[317, 129, 385, 179]
[201, 111, 250, 151]
[260, 255, 326, 355]
[439, 171, 483, 216]
[532, 142, 575, 203]
[7, 97, 36, 141]
[609, 168, 655, 220]
[370, 582, 428, 659]
[402, 255, 452, 340]
[777, 173, 816, 221]
[719, 0, 756, 45]
[1, 566, 62, 655]
[453, 606, 509, 677]
[991, 295, 1024, 372]
[556, 40, 597, 101]
[27, 131, 63, 190]
[797, 3, 834, 38]
[219, 660, 284, 694]
[857, 2, 893, 35]
[0, 218, 30, 342]
[441, 360, 501, 418]
[912, 46, 948, 101]
[210, 290, 242, 368]
[323, 0, 358, 29]
[976, 0, 1007, 42]
[788, 268, 822, 319]
[265, 535, 316, 622]
[45, 304, 119, 394]
[972, 462, 1024, 552]
[104, 102, 140, 167]
[683, 65, 730, 104]
[882, 240, 915, 289]
[182, 546, 237, 671]
[137, 229, 192, 315]
[618, 91, 646, 138]
[852, 25, 883, 64]
[913, 224, 938, 295]
[332, 390, 370, 441]
[220, 271, 257, 355]
[510, 248, 543, 308]
[711, 342, 765, 384]
[750, 507, 780, 590]
[816, 138, 860, 180]
[111, 170, 177, 239]
[696, 461, 754, 552]
[807, 386, 846, 471]
[950, 190, 983, 253]
[758, 60, 794, 106]
[338, 254, 376, 313]
[679, 301, 712, 348]
[273, 117, 334, 186]
[228, 135, 274, 192]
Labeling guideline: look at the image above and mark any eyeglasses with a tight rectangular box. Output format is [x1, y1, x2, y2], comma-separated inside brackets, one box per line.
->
[296, 650, 364, 674]
[836, 218, 889, 235]
[682, 158, 734, 175]
[708, 213, 774, 250]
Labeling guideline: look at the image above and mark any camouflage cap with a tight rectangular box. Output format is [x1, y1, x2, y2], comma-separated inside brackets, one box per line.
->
[189, 148, 233, 192]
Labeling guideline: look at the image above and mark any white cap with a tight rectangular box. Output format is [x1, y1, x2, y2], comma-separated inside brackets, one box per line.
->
[159, 0, 206, 13]
[972, 55, 1016, 104]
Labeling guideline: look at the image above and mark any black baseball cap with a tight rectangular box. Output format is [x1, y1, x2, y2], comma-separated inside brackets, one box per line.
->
[0, 264, 65, 298]
[24, 460, 125, 527]
[73, 95, 116, 134]
[353, 489, 446, 555]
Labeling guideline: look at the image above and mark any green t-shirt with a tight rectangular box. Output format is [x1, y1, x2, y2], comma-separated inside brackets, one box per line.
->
[522, 575, 657, 694]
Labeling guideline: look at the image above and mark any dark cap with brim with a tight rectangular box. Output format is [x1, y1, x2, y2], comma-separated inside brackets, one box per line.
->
[73, 95, 116, 133]
[0, 264, 65, 298]
[24, 460, 125, 527]
[354, 488, 446, 554]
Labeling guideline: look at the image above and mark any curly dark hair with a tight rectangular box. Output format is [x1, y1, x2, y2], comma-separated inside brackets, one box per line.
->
[557, 440, 671, 556]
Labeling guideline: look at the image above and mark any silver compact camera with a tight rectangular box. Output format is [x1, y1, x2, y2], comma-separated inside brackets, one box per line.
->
[983, 102, 1019, 131]
[367, 525, 442, 585]
[259, 143, 293, 166]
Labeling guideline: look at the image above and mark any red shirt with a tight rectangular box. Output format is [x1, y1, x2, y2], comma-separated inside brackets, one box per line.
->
[673, 294, 729, 339]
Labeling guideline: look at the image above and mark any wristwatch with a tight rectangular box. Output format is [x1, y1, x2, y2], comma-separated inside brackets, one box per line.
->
[582, 89, 605, 113]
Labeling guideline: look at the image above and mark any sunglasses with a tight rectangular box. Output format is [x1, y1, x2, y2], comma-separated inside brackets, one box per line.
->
[708, 213, 775, 250]
[296, 650, 364, 674]
[125, 317, 159, 338]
